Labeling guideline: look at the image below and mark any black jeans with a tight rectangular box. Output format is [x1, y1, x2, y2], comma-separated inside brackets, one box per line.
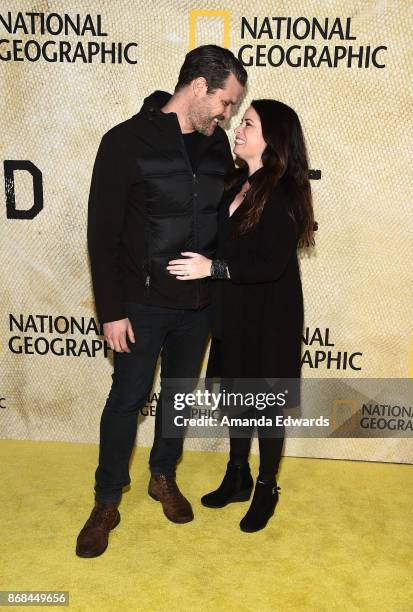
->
[94, 301, 211, 504]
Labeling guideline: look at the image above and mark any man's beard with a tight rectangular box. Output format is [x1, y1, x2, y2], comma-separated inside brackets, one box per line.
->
[189, 104, 221, 136]
[197, 120, 216, 136]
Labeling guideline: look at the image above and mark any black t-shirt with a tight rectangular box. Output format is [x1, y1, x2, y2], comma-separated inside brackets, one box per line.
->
[182, 130, 203, 172]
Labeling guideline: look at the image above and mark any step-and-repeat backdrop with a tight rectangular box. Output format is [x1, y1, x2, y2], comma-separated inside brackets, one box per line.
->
[1, 1, 412, 463]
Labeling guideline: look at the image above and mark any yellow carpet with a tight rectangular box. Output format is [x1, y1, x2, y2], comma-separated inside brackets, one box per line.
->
[1, 440, 412, 611]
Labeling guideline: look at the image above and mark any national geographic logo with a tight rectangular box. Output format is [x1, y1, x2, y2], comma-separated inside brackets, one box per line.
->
[7, 313, 111, 358]
[331, 399, 358, 432]
[189, 10, 230, 50]
[331, 399, 413, 434]
[0, 11, 138, 64]
[301, 327, 362, 371]
[189, 10, 387, 69]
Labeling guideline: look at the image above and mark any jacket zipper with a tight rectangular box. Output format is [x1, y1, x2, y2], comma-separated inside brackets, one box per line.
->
[143, 258, 151, 292]
[177, 126, 202, 310]
[193, 171, 201, 309]
[179, 125, 201, 309]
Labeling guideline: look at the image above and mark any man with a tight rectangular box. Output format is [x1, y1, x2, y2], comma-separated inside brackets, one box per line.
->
[76, 45, 247, 557]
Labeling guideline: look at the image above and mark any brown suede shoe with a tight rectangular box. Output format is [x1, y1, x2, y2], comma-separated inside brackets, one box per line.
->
[148, 475, 194, 524]
[76, 501, 120, 558]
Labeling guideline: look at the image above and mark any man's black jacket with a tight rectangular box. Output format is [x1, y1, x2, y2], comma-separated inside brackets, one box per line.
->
[87, 90, 234, 324]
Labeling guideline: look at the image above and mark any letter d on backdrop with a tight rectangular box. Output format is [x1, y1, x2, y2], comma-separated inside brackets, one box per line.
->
[4, 160, 43, 220]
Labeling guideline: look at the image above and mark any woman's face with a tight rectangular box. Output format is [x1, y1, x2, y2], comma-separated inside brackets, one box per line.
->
[233, 105, 267, 165]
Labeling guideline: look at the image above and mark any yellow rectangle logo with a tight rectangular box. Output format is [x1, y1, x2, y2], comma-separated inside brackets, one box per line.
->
[189, 10, 231, 50]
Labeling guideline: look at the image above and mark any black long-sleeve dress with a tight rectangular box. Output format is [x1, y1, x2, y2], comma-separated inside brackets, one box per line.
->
[206, 168, 304, 409]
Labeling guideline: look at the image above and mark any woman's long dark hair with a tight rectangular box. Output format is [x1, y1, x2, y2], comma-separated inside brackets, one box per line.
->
[225, 99, 315, 248]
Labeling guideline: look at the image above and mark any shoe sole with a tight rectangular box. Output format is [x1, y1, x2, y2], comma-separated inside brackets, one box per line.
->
[201, 488, 253, 508]
[75, 512, 121, 558]
[148, 491, 194, 524]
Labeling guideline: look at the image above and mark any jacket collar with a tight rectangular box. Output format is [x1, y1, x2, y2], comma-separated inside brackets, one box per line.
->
[233, 165, 265, 190]
[138, 90, 182, 134]
[141, 90, 172, 122]
[136, 90, 225, 162]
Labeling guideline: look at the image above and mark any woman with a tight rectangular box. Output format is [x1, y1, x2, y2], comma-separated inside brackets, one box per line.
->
[167, 99, 315, 532]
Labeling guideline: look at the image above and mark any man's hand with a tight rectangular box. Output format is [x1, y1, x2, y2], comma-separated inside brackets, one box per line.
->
[167, 252, 212, 280]
[103, 318, 135, 353]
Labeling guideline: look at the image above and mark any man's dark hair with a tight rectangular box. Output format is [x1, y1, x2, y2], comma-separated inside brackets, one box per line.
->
[175, 44, 247, 93]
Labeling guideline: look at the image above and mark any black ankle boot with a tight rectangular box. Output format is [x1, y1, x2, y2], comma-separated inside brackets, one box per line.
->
[239, 478, 281, 532]
[201, 462, 253, 508]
